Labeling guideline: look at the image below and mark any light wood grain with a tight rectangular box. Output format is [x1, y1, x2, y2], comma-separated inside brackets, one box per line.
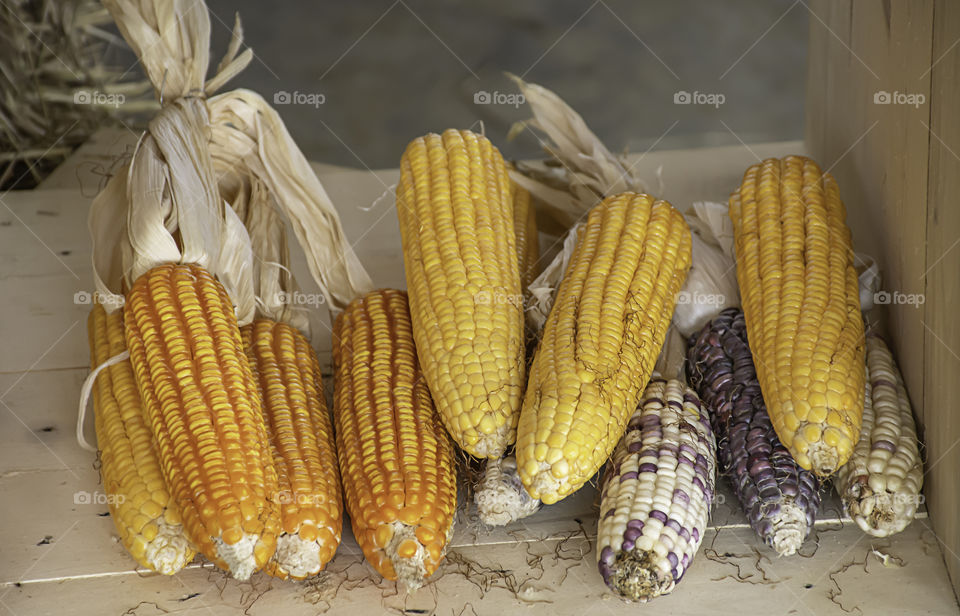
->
[806, 0, 960, 601]
[2, 523, 954, 616]
[923, 0, 960, 596]
[4, 136, 954, 613]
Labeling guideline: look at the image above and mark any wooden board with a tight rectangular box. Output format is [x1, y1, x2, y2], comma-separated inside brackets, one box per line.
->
[923, 0, 960, 597]
[805, 0, 960, 600]
[2, 140, 955, 613]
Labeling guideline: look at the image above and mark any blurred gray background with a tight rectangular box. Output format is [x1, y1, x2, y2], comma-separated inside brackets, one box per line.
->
[204, 0, 806, 169]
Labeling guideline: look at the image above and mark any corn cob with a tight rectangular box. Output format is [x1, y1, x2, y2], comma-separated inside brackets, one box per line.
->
[597, 378, 716, 601]
[474, 455, 541, 526]
[332, 289, 457, 589]
[241, 319, 343, 578]
[396, 129, 525, 458]
[512, 180, 540, 291]
[124, 263, 280, 580]
[729, 155, 865, 476]
[88, 304, 195, 574]
[517, 193, 692, 503]
[835, 335, 923, 537]
[686, 308, 820, 556]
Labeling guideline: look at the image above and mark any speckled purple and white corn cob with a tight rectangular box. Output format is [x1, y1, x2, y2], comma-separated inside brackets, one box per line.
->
[835, 335, 923, 537]
[686, 308, 820, 556]
[596, 378, 716, 602]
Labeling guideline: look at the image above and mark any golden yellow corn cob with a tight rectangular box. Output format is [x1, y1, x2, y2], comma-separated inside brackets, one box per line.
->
[396, 129, 525, 458]
[517, 193, 692, 504]
[124, 263, 280, 580]
[88, 304, 195, 574]
[241, 319, 343, 579]
[729, 155, 865, 476]
[512, 180, 540, 290]
[332, 289, 457, 589]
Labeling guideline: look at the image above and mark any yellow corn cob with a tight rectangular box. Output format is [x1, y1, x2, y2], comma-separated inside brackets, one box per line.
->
[88, 304, 195, 574]
[396, 129, 525, 458]
[332, 289, 457, 589]
[512, 180, 540, 290]
[729, 156, 865, 476]
[241, 319, 343, 579]
[124, 263, 280, 580]
[517, 193, 692, 504]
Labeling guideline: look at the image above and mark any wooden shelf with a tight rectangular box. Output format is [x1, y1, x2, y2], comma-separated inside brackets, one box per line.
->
[2, 132, 956, 614]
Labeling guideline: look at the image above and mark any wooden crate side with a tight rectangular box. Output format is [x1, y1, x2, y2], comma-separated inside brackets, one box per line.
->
[924, 0, 960, 596]
[807, 0, 960, 601]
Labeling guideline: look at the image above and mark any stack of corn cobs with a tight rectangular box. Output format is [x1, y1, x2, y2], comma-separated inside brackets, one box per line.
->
[81, 0, 925, 603]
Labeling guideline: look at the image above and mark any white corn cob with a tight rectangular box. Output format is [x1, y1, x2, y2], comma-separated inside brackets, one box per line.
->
[474, 455, 541, 526]
[835, 335, 923, 537]
[597, 378, 716, 602]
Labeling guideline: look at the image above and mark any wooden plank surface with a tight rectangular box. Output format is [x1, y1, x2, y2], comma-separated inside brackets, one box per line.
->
[805, 0, 960, 600]
[923, 0, 960, 596]
[3, 523, 954, 616]
[1, 139, 955, 613]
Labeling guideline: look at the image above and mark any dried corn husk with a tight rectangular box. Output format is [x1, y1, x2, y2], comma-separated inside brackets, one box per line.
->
[506, 74, 655, 229]
[88, 0, 371, 323]
[672, 202, 739, 337]
[509, 77, 735, 340]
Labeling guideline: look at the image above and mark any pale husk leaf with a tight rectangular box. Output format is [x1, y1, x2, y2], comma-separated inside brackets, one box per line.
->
[207, 90, 374, 314]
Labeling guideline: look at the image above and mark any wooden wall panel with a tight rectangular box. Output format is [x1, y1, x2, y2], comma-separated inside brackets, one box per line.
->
[924, 0, 960, 597]
[806, 0, 960, 600]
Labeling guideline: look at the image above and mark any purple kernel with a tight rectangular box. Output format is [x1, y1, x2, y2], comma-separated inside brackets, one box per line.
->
[627, 519, 645, 531]
[639, 463, 658, 473]
[872, 439, 897, 453]
[624, 527, 642, 543]
[619, 471, 639, 482]
[621, 539, 635, 552]
[668, 552, 679, 568]
[650, 510, 668, 523]
[600, 546, 615, 564]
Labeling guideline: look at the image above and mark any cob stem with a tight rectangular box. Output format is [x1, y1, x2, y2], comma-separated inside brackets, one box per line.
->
[475, 456, 541, 526]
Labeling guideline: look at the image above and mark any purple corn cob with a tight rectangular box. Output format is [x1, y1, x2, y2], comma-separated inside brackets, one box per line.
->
[596, 378, 716, 602]
[686, 308, 820, 556]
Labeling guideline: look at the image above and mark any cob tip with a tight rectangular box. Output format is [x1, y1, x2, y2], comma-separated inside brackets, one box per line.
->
[384, 521, 454, 592]
[602, 548, 676, 602]
[475, 456, 541, 526]
[806, 439, 842, 477]
[766, 504, 808, 557]
[147, 518, 196, 575]
[272, 535, 323, 579]
[213, 533, 263, 581]
[843, 479, 917, 537]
